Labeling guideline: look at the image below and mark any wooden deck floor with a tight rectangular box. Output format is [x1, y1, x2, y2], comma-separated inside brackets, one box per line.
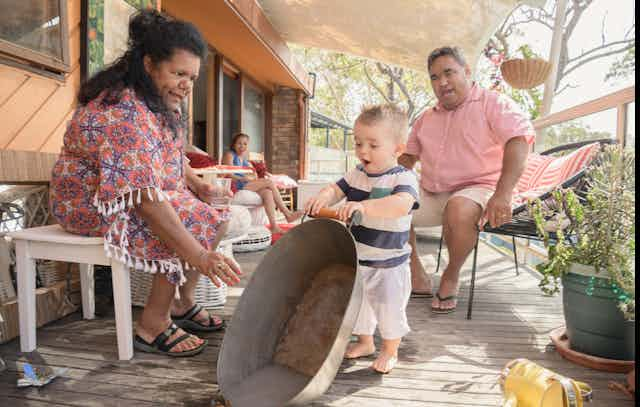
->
[0, 234, 633, 406]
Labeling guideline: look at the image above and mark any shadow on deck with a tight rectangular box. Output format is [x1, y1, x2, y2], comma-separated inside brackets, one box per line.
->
[0, 233, 633, 406]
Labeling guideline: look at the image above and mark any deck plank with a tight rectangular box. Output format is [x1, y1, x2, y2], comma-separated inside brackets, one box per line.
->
[0, 237, 633, 406]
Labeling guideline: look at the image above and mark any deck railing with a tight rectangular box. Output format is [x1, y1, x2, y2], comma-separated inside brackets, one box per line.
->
[485, 85, 635, 268]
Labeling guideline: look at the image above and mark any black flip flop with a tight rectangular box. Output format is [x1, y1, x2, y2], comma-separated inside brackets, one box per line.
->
[411, 290, 434, 298]
[431, 292, 457, 314]
[172, 303, 226, 333]
[133, 323, 208, 357]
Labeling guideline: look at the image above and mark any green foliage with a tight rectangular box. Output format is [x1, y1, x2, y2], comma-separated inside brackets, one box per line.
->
[309, 128, 352, 149]
[537, 122, 612, 152]
[291, 46, 434, 126]
[530, 146, 636, 320]
[605, 46, 635, 82]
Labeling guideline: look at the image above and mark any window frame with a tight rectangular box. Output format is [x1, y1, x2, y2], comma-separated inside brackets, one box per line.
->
[0, 0, 71, 73]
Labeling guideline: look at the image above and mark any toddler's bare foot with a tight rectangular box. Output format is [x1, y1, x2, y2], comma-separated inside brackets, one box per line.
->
[344, 342, 375, 359]
[371, 352, 398, 374]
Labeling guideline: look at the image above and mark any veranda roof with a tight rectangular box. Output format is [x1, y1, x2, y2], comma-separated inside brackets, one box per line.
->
[256, 0, 543, 71]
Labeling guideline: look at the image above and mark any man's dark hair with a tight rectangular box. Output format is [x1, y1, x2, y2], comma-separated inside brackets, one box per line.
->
[78, 9, 207, 131]
[427, 46, 467, 71]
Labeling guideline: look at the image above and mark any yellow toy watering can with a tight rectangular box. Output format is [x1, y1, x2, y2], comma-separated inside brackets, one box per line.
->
[499, 359, 593, 407]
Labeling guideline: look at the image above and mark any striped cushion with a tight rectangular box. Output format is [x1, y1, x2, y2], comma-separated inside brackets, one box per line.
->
[513, 142, 600, 206]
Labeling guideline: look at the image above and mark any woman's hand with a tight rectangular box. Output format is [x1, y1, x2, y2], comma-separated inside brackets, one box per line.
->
[192, 250, 242, 287]
[337, 201, 365, 222]
[194, 179, 232, 204]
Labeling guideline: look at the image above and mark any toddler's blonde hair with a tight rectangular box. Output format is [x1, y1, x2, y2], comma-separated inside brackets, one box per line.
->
[355, 104, 409, 143]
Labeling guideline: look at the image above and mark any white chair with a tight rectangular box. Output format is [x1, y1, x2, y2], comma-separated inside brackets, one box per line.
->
[231, 190, 268, 226]
[8, 225, 134, 360]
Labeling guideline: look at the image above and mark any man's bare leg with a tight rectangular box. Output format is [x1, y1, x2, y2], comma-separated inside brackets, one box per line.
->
[433, 197, 482, 311]
[409, 226, 433, 295]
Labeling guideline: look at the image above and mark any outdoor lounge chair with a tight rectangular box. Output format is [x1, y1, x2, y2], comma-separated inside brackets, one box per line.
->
[434, 138, 615, 319]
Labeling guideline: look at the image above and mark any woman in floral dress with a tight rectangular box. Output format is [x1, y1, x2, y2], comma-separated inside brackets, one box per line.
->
[50, 10, 241, 357]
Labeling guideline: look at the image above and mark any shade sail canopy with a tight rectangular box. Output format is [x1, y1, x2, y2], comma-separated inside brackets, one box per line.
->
[256, 0, 540, 71]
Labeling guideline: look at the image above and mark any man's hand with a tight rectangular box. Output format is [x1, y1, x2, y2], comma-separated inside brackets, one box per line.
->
[484, 190, 513, 229]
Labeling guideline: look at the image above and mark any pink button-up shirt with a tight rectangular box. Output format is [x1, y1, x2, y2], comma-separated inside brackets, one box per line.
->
[406, 83, 536, 193]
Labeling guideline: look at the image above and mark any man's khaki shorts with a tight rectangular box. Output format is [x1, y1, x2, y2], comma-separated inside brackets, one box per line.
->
[412, 186, 495, 227]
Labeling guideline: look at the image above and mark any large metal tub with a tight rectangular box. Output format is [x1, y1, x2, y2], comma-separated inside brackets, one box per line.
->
[217, 218, 362, 406]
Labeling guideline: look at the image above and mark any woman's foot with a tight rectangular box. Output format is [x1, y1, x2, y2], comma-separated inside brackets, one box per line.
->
[136, 321, 205, 354]
[344, 339, 376, 359]
[171, 303, 223, 329]
[284, 210, 303, 224]
[269, 224, 285, 234]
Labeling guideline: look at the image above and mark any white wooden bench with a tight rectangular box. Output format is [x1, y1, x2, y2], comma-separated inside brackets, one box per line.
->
[8, 224, 240, 361]
[8, 225, 134, 360]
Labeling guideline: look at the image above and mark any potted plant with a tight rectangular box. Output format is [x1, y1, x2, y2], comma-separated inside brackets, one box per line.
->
[530, 144, 635, 360]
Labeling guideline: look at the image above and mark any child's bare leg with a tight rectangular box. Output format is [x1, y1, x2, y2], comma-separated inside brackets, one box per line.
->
[371, 337, 400, 373]
[344, 334, 376, 359]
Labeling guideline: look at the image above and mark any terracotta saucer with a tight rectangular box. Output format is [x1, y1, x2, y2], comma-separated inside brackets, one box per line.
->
[549, 326, 635, 373]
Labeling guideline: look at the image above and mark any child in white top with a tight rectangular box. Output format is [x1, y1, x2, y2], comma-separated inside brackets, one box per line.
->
[305, 104, 419, 374]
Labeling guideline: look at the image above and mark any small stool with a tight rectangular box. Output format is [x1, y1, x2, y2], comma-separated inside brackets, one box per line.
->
[8, 225, 133, 360]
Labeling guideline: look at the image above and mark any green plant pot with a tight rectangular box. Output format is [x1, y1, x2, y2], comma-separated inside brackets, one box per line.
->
[562, 266, 635, 360]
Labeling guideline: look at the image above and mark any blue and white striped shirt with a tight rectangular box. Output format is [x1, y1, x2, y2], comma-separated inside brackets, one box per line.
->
[336, 165, 419, 268]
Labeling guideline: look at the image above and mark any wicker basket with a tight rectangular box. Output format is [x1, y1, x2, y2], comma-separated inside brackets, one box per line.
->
[37, 260, 76, 288]
[130, 240, 234, 308]
[500, 58, 552, 89]
[232, 225, 272, 253]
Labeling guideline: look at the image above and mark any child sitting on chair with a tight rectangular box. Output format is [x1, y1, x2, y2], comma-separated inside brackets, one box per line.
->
[304, 104, 419, 374]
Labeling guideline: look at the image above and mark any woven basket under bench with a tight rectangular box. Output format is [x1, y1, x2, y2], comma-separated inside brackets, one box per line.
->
[130, 237, 238, 308]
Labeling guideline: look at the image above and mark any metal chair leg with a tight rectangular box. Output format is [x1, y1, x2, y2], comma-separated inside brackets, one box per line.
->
[466, 234, 480, 320]
[435, 234, 443, 274]
[512, 236, 520, 276]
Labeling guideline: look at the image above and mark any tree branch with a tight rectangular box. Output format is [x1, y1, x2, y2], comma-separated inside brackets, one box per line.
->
[555, 82, 578, 96]
[363, 63, 392, 104]
[320, 72, 349, 123]
[409, 99, 434, 126]
[566, 39, 636, 65]
[562, 42, 635, 79]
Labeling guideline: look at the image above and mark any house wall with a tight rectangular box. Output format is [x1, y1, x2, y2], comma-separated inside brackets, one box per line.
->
[0, 0, 82, 154]
[0, 0, 82, 183]
[271, 87, 306, 180]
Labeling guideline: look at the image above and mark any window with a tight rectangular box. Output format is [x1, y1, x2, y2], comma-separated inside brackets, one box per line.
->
[0, 0, 70, 72]
[222, 73, 241, 153]
[242, 82, 265, 155]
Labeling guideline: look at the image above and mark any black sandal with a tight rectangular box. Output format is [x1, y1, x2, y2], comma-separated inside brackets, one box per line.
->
[172, 303, 226, 333]
[431, 292, 458, 314]
[133, 323, 208, 357]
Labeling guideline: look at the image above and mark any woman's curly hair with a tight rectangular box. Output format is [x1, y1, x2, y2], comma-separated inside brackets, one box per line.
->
[78, 9, 207, 131]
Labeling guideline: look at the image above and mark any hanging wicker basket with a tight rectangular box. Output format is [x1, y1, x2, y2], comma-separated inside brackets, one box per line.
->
[500, 58, 552, 89]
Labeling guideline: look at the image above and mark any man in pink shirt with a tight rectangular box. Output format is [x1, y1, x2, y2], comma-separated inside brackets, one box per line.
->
[399, 46, 535, 313]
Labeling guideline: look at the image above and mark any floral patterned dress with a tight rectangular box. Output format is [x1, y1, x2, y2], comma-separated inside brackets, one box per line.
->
[50, 88, 227, 285]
